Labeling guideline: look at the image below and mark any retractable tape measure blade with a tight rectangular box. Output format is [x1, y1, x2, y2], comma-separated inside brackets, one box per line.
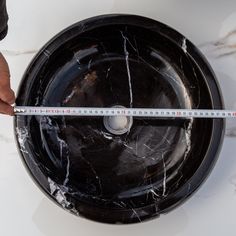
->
[14, 106, 236, 118]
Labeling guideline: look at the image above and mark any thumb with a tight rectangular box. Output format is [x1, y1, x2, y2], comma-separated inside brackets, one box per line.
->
[0, 85, 15, 105]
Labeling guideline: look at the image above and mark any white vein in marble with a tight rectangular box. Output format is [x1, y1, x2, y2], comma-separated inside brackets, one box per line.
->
[48, 177, 79, 215]
[121, 31, 133, 108]
[15, 127, 29, 154]
[183, 118, 193, 160]
[181, 38, 188, 54]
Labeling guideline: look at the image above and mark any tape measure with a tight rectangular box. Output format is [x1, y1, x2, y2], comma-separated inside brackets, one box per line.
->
[14, 106, 236, 119]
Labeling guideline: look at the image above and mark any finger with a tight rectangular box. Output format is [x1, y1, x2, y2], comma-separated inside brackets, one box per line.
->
[0, 99, 14, 116]
[0, 85, 15, 105]
[0, 53, 10, 71]
[0, 56, 10, 87]
[0, 54, 14, 104]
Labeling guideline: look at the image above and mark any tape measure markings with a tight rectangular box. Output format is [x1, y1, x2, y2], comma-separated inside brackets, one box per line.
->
[14, 106, 236, 118]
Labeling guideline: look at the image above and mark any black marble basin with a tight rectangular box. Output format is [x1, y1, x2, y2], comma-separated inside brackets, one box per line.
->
[14, 14, 225, 224]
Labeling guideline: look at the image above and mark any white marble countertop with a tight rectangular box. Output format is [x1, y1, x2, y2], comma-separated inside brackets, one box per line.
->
[1, 0, 236, 235]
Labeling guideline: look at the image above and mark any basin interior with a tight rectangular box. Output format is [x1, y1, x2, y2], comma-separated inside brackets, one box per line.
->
[15, 17, 222, 224]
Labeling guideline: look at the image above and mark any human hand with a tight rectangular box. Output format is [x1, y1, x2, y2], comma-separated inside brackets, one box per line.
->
[0, 53, 15, 115]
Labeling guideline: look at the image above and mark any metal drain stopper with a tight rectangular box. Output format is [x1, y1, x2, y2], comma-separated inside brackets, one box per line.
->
[103, 106, 133, 135]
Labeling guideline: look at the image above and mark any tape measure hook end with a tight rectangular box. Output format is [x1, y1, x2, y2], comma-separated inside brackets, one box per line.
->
[14, 107, 26, 114]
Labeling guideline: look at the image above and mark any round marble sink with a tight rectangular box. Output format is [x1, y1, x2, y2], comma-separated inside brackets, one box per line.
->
[14, 14, 225, 224]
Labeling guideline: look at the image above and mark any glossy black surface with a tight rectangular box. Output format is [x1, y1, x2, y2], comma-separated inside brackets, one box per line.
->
[15, 14, 224, 224]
